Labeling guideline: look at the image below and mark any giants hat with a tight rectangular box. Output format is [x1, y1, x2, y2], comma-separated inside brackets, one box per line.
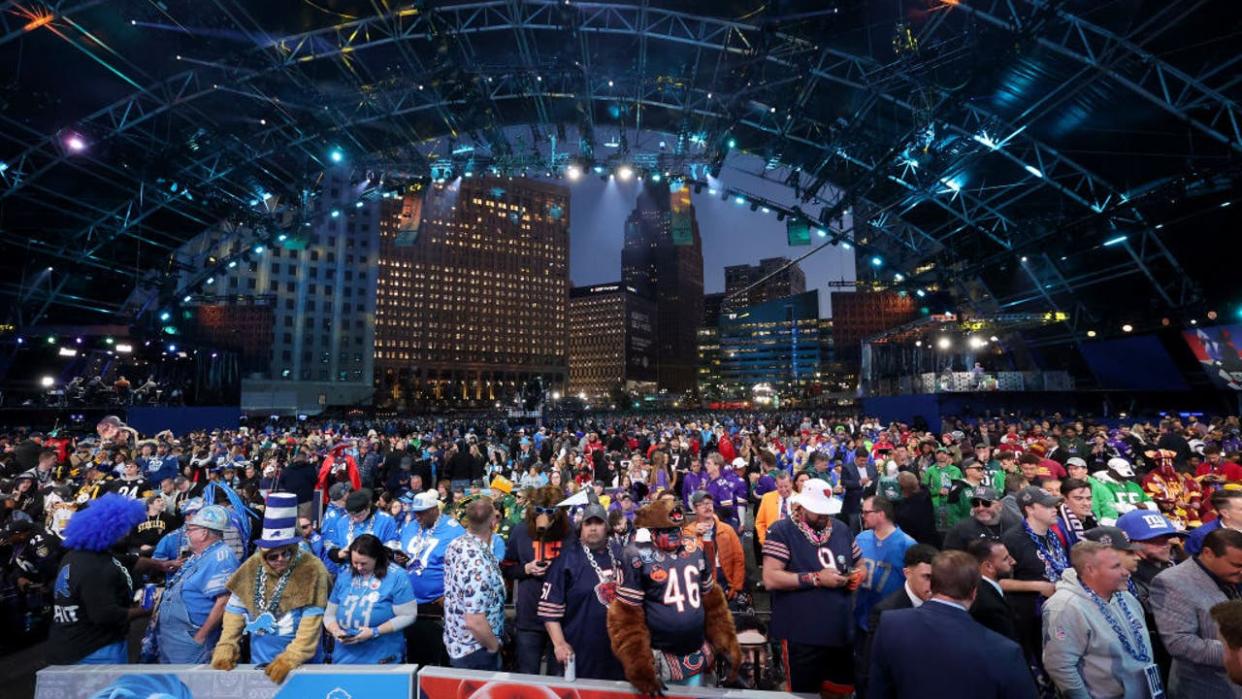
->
[1116, 510, 1187, 541]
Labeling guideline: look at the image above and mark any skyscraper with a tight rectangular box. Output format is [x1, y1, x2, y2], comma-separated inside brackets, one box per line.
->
[718, 290, 823, 401]
[375, 177, 570, 408]
[173, 167, 380, 412]
[621, 184, 704, 393]
[722, 257, 807, 312]
[567, 283, 657, 401]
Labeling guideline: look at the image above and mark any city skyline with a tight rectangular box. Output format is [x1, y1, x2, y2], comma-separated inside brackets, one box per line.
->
[565, 172, 856, 317]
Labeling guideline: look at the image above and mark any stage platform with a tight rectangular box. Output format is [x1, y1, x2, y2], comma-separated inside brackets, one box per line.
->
[0, 405, 241, 433]
[861, 390, 1235, 428]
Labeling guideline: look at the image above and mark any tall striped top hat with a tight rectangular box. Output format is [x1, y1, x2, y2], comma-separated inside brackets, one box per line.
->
[257, 492, 300, 548]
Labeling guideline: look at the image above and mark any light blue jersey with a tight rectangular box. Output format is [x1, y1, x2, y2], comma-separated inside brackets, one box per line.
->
[328, 568, 416, 664]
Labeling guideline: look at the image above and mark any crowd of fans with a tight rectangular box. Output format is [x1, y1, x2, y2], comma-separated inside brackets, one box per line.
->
[4, 409, 1242, 697]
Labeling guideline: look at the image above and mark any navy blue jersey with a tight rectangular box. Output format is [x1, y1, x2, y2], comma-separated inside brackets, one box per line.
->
[503, 524, 569, 631]
[763, 517, 859, 646]
[616, 541, 710, 655]
[537, 539, 626, 681]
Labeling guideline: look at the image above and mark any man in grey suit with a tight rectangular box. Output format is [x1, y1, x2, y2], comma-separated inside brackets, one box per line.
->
[1150, 528, 1242, 698]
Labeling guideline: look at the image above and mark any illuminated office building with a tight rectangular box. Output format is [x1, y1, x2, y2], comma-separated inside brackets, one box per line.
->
[697, 292, 725, 400]
[375, 177, 570, 407]
[718, 290, 823, 400]
[567, 283, 657, 401]
[173, 168, 380, 412]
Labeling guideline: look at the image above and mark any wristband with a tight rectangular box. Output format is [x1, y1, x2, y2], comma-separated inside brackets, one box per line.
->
[798, 572, 818, 589]
[371, 626, 381, 637]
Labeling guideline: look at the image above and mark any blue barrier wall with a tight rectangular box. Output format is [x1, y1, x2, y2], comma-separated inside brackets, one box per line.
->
[126, 407, 242, 434]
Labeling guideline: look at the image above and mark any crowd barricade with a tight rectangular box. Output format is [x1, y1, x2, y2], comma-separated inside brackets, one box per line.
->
[35, 664, 417, 699]
[36, 664, 804, 699]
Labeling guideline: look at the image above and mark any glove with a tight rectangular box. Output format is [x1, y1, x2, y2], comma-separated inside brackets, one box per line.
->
[264, 653, 299, 684]
[210, 643, 238, 671]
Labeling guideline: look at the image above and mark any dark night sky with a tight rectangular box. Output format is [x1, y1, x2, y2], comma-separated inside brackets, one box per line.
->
[566, 162, 857, 317]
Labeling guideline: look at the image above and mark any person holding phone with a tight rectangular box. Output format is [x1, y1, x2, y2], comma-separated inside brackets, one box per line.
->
[324, 534, 417, 664]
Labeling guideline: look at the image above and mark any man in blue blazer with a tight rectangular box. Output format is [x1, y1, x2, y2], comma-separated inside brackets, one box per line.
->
[869, 550, 1038, 699]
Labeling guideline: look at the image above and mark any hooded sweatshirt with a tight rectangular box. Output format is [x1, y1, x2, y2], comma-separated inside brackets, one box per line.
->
[1041, 568, 1155, 699]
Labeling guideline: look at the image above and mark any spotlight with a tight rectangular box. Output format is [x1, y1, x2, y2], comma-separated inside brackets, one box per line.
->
[159, 311, 171, 321]
[355, 201, 364, 208]
[566, 165, 582, 181]
[205, 277, 215, 285]
[253, 244, 265, 254]
[1020, 256, 1029, 263]
[651, 173, 661, 182]
[1086, 330, 1097, 338]
[116, 343, 133, 353]
[915, 340, 923, 348]
[329, 148, 344, 164]
[64, 134, 87, 152]
[727, 138, 737, 149]
[1122, 324, 1134, 333]
[734, 196, 745, 205]
[617, 165, 634, 181]
[331, 210, 341, 218]
[937, 337, 951, 350]
[40, 376, 55, 388]
[989, 336, 999, 342]
[46, 336, 56, 344]
[870, 256, 883, 268]
[58, 347, 78, 357]
[968, 336, 986, 349]
[183, 295, 192, 303]
[915, 289, 926, 297]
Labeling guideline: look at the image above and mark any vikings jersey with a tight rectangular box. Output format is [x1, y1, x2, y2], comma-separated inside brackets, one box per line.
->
[616, 541, 711, 655]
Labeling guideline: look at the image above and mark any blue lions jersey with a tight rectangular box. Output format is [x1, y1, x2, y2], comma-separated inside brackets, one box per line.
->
[328, 568, 416, 664]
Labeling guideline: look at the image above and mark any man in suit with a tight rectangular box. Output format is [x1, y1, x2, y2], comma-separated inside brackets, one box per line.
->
[868, 550, 1037, 699]
[1150, 528, 1242, 698]
[857, 544, 936, 696]
[753, 470, 794, 546]
[967, 537, 1020, 642]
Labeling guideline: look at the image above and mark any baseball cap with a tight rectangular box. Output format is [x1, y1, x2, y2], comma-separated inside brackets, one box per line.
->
[794, 478, 840, 516]
[1116, 510, 1186, 541]
[180, 497, 205, 516]
[689, 490, 714, 507]
[408, 490, 440, 513]
[1083, 526, 1142, 552]
[187, 505, 230, 532]
[1066, 457, 1088, 469]
[731, 457, 748, 470]
[971, 486, 1001, 501]
[580, 503, 608, 524]
[1107, 458, 1135, 478]
[328, 482, 353, 501]
[345, 490, 372, 514]
[1015, 485, 1063, 509]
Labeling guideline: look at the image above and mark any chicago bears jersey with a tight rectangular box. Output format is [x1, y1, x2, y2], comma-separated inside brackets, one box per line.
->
[616, 541, 711, 655]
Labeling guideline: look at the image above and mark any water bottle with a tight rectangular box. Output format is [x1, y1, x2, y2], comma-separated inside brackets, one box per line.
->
[142, 583, 157, 610]
[564, 653, 576, 682]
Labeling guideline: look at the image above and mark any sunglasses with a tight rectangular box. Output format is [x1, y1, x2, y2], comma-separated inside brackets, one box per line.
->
[532, 506, 557, 516]
[970, 498, 995, 508]
[263, 548, 295, 563]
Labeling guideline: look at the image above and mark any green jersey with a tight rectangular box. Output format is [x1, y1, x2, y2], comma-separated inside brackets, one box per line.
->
[924, 464, 963, 507]
[1088, 475, 1151, 523]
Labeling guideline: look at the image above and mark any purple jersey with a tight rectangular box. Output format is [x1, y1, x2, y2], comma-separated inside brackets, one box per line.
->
[616, 542, 711, 655]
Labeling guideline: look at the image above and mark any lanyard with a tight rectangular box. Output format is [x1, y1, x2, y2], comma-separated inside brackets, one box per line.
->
[1081, 582, 1150, 663]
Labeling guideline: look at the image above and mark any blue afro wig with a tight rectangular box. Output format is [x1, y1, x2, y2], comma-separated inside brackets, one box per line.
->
[62, 493, 147, 552]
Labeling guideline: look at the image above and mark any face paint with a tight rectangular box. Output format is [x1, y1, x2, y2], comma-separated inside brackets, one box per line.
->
[653, 527, 683, 552]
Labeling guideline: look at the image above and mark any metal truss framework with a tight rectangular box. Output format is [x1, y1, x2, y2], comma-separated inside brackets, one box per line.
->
[0, 0, 1226, 327]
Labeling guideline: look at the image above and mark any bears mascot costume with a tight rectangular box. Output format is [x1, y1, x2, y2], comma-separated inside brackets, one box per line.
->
[607, 499, 740, 694]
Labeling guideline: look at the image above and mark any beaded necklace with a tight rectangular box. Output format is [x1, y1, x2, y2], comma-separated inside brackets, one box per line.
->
[1024, 520, 1068, 581]
[254, 550, 298, 616]
[796, 513, 832, 547]
[1080, 580, 1150, 663]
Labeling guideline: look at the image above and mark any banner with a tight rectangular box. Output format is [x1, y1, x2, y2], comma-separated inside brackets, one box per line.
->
[1183, 325, 1242, 390]
[36, 664, 417, 699]
[417, 667, 800, 699]
[785, 218, 810, 247]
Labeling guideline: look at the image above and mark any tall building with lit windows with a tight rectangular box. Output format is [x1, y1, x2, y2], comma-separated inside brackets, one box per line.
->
[567, 283, 657, 401]
[621, 184, 704, 393]
[718, 290, 823, 401]
[375, 177, 570, 408]
[173, 168, 381, 413]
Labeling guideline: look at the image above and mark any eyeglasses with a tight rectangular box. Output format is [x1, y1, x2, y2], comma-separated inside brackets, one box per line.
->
[860, 509, 878, 515]
[263, 548, 295, 563]
[970, 498, 995, 508]
[299, 524, 313, 531]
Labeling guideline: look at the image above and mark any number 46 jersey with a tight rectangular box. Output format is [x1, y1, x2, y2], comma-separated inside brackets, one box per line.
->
[616, 541, 710, 655]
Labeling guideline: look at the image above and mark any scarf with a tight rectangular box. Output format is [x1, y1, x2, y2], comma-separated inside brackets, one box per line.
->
[1055, 504, 1085, 548]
